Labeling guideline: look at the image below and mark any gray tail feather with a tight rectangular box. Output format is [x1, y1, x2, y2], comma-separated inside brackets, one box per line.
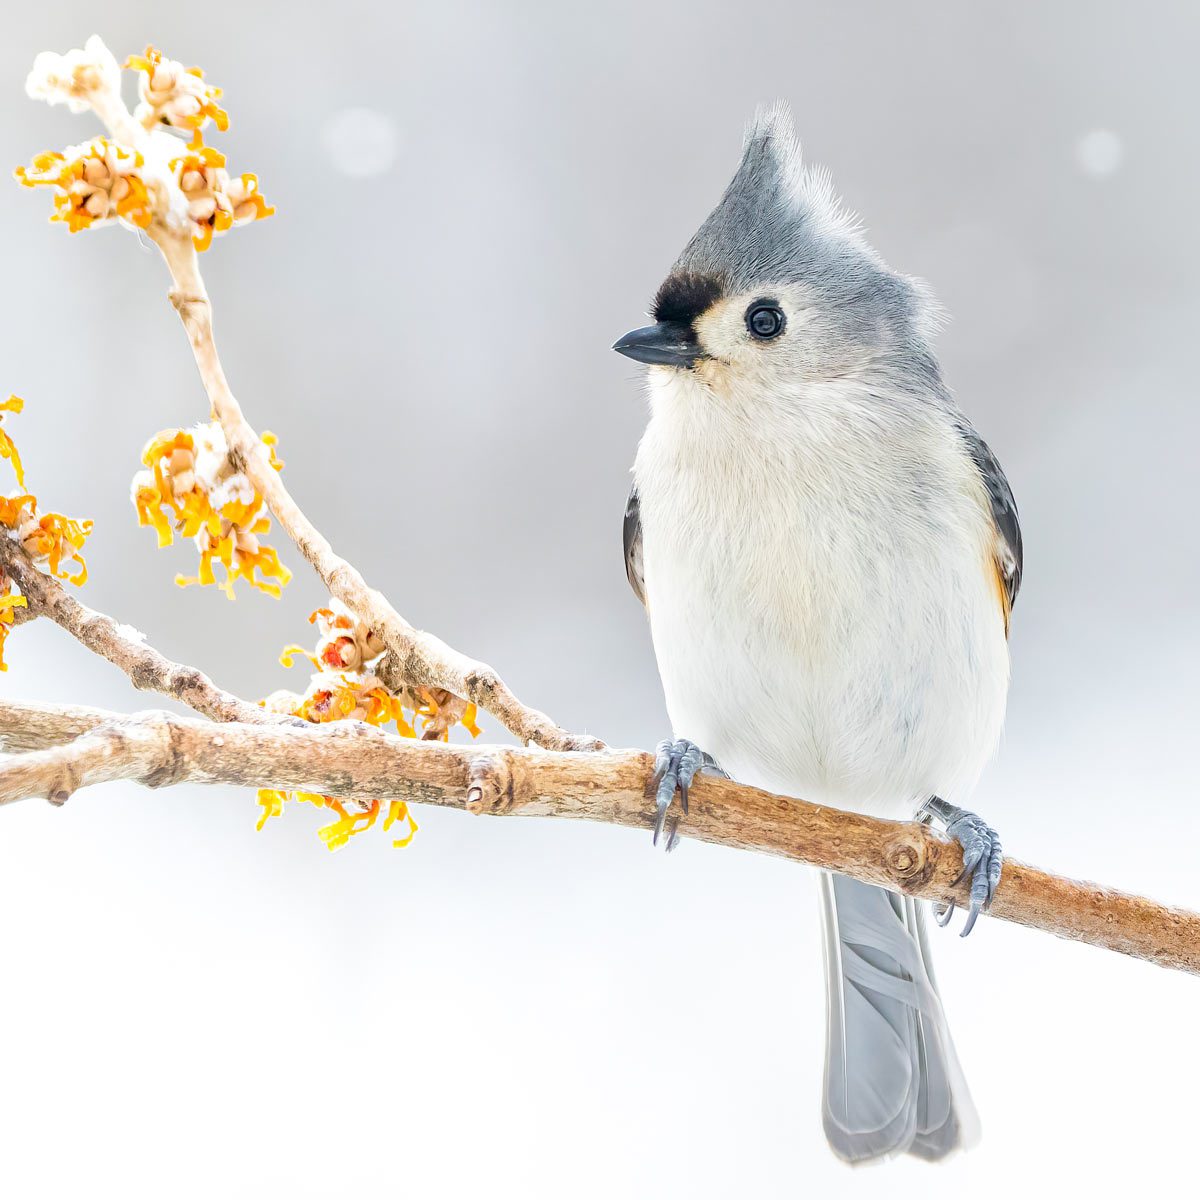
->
[818, 871, 980, 1164]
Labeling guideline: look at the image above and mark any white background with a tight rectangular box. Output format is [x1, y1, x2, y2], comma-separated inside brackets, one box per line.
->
[2, 3, 1198, 1196]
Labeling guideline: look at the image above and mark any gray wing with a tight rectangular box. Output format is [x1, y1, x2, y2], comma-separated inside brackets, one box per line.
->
[961, 427, 1022, 616]
[623, 484, 646, 607]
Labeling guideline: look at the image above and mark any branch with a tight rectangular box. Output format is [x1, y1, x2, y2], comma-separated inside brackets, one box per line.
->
[0, 697, 108, 752]
[0, 533, 275, 725]
[148, 232, 600, 753]
[2, 700, 1197, 977]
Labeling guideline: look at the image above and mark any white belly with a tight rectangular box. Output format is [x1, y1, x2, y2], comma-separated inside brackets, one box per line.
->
[634, 382, 1010, 819]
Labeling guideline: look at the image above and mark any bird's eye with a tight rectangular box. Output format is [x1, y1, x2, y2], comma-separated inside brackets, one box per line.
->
[745, 302, 786, 341]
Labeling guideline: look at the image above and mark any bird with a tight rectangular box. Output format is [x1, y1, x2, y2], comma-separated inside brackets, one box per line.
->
[612, 105, 1021, 1164]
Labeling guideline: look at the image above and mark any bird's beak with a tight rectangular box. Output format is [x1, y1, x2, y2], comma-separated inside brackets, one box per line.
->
[612, 322, 706, 368]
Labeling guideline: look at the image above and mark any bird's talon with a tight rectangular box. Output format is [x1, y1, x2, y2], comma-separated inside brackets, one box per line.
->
[647, 737, 718, 853]
[923, 797, 1003, 937]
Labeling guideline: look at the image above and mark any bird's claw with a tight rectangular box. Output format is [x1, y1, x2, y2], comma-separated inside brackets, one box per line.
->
[922, 797, 1003, 937]
[651, 738, 716, 852]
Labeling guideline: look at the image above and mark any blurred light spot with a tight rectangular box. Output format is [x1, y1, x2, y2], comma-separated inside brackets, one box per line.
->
[1076, 129, 1123, 178]
[320, 107, 398, 178]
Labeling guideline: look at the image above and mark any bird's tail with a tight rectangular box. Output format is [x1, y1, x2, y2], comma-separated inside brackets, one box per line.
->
[818, 871, 980, 1163]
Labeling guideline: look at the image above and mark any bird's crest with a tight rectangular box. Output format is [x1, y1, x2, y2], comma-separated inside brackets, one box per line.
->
[672, 104, 867, 296]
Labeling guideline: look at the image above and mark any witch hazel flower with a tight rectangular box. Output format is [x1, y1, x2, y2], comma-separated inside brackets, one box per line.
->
[1, 396, 94, 670]
[132, 421, 290, 598]
[126, 45, 228, 146]
[16, 38, 273, 250]
[255, 602, 482, 850]
[15, 139, 156, 233]
[25, 35, 121, 114]
[171, 145, 273, 251]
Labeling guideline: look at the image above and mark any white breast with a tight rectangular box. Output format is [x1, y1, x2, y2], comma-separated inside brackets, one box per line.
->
[633, 370, 1010, 819]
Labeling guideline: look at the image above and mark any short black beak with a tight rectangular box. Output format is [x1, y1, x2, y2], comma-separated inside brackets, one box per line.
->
[612, 322, 705, 368]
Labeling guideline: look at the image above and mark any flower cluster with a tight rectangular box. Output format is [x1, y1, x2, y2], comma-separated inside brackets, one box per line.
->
[15, 139, 154, 233]
[1, 396, 93, 670]
[17, 37, 272, 251]
[171, 145, 273, 252]
[131, 423, 290, 598]
[126, 45, 228, 146]
[256, 602, 482, 850]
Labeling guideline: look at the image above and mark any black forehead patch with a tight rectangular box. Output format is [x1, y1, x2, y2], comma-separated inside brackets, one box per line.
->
[652, 272, 724, 326]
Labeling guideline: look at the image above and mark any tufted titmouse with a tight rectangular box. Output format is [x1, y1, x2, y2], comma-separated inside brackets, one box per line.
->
[613, 106, 1022, 1163]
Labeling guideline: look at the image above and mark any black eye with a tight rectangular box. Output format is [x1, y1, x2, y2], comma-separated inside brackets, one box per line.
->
[745, 302, 786, 341]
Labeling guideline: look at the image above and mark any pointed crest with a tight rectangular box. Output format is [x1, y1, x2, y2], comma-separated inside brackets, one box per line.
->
[672, 104, 865, 296]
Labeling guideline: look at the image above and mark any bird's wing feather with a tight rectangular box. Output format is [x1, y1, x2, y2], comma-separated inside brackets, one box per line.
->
[623, 483, 646, 607]
[960, 426, 1022, 628]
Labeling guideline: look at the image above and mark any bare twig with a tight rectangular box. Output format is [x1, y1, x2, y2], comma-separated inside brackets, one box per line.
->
[1, 699, 1197, 976]
[0, 534, 275, 725]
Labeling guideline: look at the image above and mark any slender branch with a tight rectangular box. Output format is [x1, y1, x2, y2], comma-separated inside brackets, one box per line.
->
[0, 533, 275, 725]
[1, 699, 1197, 977]
[148, 230, 601, 753]
[30, 62, 604, 754]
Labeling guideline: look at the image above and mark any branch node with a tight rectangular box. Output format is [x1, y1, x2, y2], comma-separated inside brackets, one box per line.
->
[141, 714, 188, 790]
[166, 287, 210, 343]
[465, 751, 529, 815]
[882, 826, 940, 891]
[47, 788, 70, 807]
[465, 753, 507, 814]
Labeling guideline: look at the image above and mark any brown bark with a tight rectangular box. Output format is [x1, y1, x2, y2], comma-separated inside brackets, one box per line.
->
[2, 700, 1197, 977]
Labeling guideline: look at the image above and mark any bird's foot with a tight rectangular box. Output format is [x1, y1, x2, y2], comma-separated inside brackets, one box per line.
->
[651, 738, 723, 852]
[921, 797, 1003, 938]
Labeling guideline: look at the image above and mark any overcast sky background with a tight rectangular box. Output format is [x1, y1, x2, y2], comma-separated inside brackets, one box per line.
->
[2, 3, 1198, 1197]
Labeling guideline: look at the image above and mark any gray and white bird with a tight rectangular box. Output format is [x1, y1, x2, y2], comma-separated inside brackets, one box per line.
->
[613, 106, 1021, 1164]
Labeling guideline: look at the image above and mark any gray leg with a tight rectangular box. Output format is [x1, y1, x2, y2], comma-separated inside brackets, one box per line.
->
[651, 738, 722, 852]
[921, 796, 1003, 938]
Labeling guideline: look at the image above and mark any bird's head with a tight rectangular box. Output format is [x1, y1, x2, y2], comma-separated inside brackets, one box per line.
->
[614, 105, 940, 404]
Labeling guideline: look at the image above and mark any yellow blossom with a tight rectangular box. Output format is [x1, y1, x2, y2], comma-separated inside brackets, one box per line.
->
[15, 138, 155, 233]
[17, 512, 93, 585]
[1, 395, 93, 669]
[254, 788, 418, 851]
[170, 145, 273, 252]
[126, 45, 228, 146]
[132, 422, 291, 598]
[1, 395, 25, 486]
[254, 602, 476, 850]
[0, 586, 29, 672]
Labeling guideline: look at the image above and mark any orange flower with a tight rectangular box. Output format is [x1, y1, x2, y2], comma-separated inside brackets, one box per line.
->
[17, 512, 93, 585]
[127, 45, 229, 147]
[15, 138, 155, 233]
[1, 395, 92, 669]
[132, 422, 290, 598]
[0, 395, 25, 487]
[254, 603, 478, 850]
[171, 146, 273, 252]
[0, 585, 29, 672]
